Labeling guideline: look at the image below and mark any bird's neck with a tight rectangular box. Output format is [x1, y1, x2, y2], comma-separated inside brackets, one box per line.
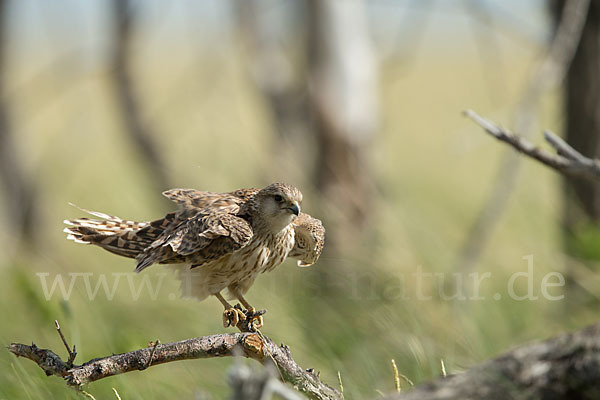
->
[253, 219, 294, 237]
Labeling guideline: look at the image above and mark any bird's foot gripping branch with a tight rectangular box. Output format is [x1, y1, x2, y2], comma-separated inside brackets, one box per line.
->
[223, 304, 267, 332]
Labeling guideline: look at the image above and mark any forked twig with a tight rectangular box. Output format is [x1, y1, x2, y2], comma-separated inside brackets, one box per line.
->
[464, 110, 600, 181]
[54, 320, 76, 368]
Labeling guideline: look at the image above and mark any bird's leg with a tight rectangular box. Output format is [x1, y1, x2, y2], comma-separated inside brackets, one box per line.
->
[236, 293, 253, 311]
[232, 291, 264, 330]
[214, 292, 245, 328]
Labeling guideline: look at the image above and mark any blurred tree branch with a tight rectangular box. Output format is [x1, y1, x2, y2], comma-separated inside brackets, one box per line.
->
[465, 110, 600, 181]
[233, 0, 308, 142]
[455, 0, 590, 273]
[0, 0, 38, 246]
[111, 0, 170, 192]
[9, 331, 341, 400]
[463, 0, 508, 104]
[384, 321, 600, 400]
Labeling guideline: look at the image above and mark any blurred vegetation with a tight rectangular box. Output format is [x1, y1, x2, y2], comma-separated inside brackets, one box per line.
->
[1, 1, 599, 399]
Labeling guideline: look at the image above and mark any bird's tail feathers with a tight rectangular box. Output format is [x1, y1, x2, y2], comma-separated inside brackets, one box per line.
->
[64, 203, 152, 259]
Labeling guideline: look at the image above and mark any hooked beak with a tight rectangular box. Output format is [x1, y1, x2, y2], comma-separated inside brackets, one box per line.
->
[288, 203, 300, 216]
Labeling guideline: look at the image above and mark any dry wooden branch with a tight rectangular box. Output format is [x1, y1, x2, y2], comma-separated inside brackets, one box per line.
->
[9, 332, 341, 400]
[384, 321, 600, 400]
[465, 110, 600, 181]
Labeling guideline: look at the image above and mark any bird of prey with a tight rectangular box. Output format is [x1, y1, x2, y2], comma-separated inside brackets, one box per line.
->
[64, 183, 324, 331]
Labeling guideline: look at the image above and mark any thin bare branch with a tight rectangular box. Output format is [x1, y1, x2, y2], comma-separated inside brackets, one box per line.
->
[54, 320, 76, 368]
[9, 332, 341, 400]
[464, 110, 600, 181]
[543, 129, 588, 163]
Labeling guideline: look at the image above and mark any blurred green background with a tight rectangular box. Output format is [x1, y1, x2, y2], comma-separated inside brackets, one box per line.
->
[1, 1, 597, 399]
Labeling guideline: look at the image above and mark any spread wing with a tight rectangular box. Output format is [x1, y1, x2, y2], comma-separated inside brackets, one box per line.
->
[289, 213, 325, 267]
[135, 211, 253, 272]
[162, 188, 259, 214]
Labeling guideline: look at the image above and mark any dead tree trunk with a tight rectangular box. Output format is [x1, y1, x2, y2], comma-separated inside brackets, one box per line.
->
[306, 0, 378, 250]
[233, 0, 307, 142]
[559, 0, 600, 258]
[549, 0, 600, 304]
[0, 0, 38, 246]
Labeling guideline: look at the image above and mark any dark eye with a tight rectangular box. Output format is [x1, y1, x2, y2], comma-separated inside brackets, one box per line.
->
[274, 194, 284, 202]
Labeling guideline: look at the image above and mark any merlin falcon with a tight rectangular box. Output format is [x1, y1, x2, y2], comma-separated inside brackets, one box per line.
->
[64, 183, 325, 330]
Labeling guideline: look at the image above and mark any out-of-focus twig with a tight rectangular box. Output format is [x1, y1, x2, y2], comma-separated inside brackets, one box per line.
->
[464, 110, 600, 181]
[463, 0, 508, 104]
[233, 0, 307, 142]
[383, 0, 434, 70]
[465, 0, 545, 47]
[456, 0, 590, 273]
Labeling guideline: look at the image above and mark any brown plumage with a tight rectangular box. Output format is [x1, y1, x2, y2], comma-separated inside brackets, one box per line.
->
[64, 183, 325, 329]
[290, 212, 325, 267]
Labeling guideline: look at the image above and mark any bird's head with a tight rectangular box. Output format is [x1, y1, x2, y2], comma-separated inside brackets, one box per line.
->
[255, 183, 303, 232]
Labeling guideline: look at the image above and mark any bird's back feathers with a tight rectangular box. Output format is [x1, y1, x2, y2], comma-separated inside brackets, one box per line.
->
[135, 212, 253, 272]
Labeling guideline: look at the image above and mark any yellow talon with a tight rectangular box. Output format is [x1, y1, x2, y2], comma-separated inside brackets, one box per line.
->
[250, 315, 263, 330]
[223, 307, 246, 328]
[246, 307, 264, 330]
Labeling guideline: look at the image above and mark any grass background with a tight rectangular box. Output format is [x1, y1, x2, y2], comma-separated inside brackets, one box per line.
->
[1, 1, 598, 399]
